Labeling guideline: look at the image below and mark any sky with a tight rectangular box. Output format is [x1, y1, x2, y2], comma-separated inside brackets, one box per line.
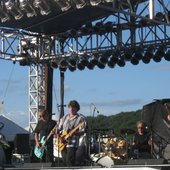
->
[0, 58, 170, 129]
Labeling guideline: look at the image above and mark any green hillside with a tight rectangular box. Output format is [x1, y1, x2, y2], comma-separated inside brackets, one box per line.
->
[86, 109, 142, 136]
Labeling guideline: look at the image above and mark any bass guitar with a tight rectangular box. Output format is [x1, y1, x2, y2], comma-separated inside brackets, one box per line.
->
[34, 127, 56, 159]
[56, 122, 84, 151]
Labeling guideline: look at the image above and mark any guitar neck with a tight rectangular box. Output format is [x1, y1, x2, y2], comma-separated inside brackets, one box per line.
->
[42, 126, 56, 146]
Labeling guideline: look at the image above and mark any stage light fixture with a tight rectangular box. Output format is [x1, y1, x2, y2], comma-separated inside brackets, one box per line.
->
[97, 62, 105, 69]
[117, 58, 125, 67]
[105, 0, 114, 2]
[107, 60, 116, 68]
[68, 57, 77, 67]
[87, 62, 95, 70]
[124, 49, 132, 61]
[155, 12, 165, 22]
[19, 0, 36, 18]
[68, 65, 76, 72]
[34, 0, 51, 15]
[85, 22, 94, 34]
[142, 55, 151, 64]
[134, 48, 143, 60]
[90, 0, 101, 6]
[69, 29, 77, 37]
[94, 22, 104, 34]
[72, 0, 86, 9]
[89, 54, 98, 65]
[142, 46, 153, 64]
[140, 15, 149, 26]
[104, 21, 113, 32]
[164, 50, 170, 61]
[5, 0, 23, 20]
[50, 60, 58, 69]
[109, 55, 117, 63]
[53, 0, 71, 12]
[153, 46, 165, 62]
[77, 62, 85, 71]
[130, 57, 139, 65]
[59, 58, 68, 72]
[79, 57, 89, 66]
[0, 6, 10, 23]
[99, 55, 108, 64]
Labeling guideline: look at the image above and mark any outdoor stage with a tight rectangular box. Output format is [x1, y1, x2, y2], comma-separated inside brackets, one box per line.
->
[2, 159, 170, 170]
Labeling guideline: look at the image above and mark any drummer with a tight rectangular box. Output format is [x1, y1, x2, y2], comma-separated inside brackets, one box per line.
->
[132, 120, 152, 159]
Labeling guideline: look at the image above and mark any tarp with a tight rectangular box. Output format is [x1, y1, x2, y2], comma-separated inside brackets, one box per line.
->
[0, 115, 29, 142]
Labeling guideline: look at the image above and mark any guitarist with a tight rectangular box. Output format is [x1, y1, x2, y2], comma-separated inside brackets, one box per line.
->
[34, 109, 56, 162]
[56, 100, 87, 167]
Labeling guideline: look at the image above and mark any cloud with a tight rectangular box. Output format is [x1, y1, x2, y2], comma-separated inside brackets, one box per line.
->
[3, 110, 28, 128]
[81, 98, 142, 108]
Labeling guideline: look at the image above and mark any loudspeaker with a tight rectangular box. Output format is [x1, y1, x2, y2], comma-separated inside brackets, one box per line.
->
[127, 158, 167, 165]
[14, 134, 30, 154]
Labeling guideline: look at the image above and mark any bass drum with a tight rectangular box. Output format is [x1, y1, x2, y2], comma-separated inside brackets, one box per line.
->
[91, 154, 114, 168]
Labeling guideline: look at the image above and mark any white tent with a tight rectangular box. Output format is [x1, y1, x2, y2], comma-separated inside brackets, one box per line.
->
[0, 115, 30, 142]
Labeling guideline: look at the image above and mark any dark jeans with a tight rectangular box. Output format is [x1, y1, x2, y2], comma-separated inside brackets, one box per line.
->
[61, 147, 76, 167]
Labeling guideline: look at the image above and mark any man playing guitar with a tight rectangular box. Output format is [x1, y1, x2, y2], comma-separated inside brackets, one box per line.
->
[34, 109, 56, 162]
[56, 100, 87, 167]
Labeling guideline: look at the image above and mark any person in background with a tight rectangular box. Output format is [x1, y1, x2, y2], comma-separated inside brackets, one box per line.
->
[56, 100, 87, 167]
[132, 120, 152, 159]
[34, 109, 56, 163]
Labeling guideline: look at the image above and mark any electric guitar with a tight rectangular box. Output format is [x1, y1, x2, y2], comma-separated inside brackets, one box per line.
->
[34, 127, 56, 159]
[56, 122, 84, 151]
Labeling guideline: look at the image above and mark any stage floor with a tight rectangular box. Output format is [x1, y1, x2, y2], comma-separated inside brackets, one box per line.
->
[2, 162, 170, 170]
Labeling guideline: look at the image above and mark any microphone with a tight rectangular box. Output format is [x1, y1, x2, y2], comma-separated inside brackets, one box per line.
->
[91, 103, 100, 113]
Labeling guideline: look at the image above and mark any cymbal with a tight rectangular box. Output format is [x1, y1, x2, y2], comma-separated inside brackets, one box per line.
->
[120, 128, 135, 135]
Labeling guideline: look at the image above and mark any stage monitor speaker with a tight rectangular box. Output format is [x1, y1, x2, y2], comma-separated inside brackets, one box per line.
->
[127, 158, 167, 165]
[14, 134, 30, 154]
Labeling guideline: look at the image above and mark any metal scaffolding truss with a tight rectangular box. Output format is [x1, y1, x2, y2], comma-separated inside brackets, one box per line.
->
[28, 64, 47, 132]
[0, 0, 170, 130]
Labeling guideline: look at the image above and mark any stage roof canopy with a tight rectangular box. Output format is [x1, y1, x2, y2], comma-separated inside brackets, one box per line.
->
[0, 0, 147, 35]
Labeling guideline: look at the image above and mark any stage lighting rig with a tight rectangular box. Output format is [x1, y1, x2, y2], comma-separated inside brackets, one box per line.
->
[33, 0, 51, 15]
[19, 0, 37, 18]
[5, 0, 23, 20]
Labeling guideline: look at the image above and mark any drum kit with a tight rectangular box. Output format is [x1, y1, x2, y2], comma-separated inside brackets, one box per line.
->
[90, 128, 135, 167]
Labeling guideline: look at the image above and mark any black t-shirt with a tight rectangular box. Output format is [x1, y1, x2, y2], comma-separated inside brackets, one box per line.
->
[134, 132, 151, 153]
[34, 119, 56, 146]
